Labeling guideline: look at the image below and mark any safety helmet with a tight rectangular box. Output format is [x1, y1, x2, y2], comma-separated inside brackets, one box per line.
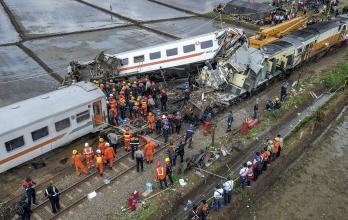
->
[189, 124, 194, 129]
[99, 138, 104, 142]
[247, 161, 252, 166]
[96, 149, 102, 154]
[162, 115, 166, 119]
[133, 81, 137, 84]
[122, 81, 126, 85]
[268, 140, 273, 145]
[274, 137, 280, 142]
[112, 88, 116, 92]
[275, 97, 279, 101]
[165, 157, 170, 162]
[72, 150, 78, 155]
[105, 142, 110, 147]
[149, 112, 153, 116]
[137, 96, 141, 101]
[110, 79, 114, 83]
[164, 122, 169, 126]
[100, 84, 104, 88]
[84, 143, 89, 147]
[128, 83, 131, 86]
[110, 94, 114, 97]
[157, 112, 161, 116]
[176, 111, 180, 116]
[156, 161, 161, 167]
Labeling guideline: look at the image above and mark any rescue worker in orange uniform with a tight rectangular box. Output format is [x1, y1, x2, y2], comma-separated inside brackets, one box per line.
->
[147, 112, 155, 133]
[123, 127, 132, 151]
[98, 138, 106, 154]
[155, 162, 167, 189]
[104, 143, 115, 169]
[144, 140, 156, 163]
[83, 142, 94, 169]
[141, 96, 148, 116]
[274, 137, 281, 159]
[95, 149, 104, 176]
[71, 150, 88, 176]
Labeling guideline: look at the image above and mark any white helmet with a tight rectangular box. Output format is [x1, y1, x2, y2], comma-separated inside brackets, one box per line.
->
[247, 161, 252, 166]
[96, 149, 102, 154]
[105, 142, 110, 147]
[110, 94, 113, 97]
[84, 143, 89, 147]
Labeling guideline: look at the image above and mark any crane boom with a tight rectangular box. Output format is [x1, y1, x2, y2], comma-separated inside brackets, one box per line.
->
[249, 16, 308, 48]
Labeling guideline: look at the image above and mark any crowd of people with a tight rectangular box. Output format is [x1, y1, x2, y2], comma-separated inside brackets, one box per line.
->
[187, 133, 284, 220]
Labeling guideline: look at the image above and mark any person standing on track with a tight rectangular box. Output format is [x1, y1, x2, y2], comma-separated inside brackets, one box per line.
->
[44, 180, 60, 214]
[185, 124, 194, 148]
[155, 162, 167, 189]
[15, 195, 32, 220]
[98, 138, 106, 154]
[147, 112, 155, 133]
[22, 176, 37, 207]
[174, 111, 183, 134]
[130, 136, 140, 160]
[165, 157, 174, 185]
[223, 177, 234, 205]
[71, 150, 89, 176]
[95, 149, 104, 176]
[83, 142, 94, 169]
[107, 131, 119, 153]
[227, 111, 234, 132]
[134, 146, 144, 172]
[144, 140, 156, 163]
[123, 127, 132, 152]
[104, 143, 115, 169]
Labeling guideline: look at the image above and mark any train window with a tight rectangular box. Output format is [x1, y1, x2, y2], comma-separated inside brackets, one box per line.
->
[134, 55, 144, 63]
[5, 136, 25, 152]
[31, 127, 49, 141]
[121, 58, 128, 66]
[183, 44, 195, 53]
[166, 48, 178, 57]
[201, 40, 213, 49]
[55, 118, 70, 132]
[76, 110, 90, 123]
[150, 51, 161, 60]
[297, 48, 303, 54]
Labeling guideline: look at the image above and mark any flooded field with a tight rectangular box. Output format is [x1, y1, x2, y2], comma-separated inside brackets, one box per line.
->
[239, 106, 348, 220]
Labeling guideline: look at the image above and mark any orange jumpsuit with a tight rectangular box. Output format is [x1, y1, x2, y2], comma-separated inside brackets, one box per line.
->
[273, 141, 280, 154]
[71, 153, 88, 176]
[98, 142, 106, 154]
[141, 99, 148, 116]
[144, 141, 156, 163]
[83, 147, 95, 169]
[147, 114, 155, 131]
[104, 146, 115, 168]
[203, 121, 212, 136]
[96, 154, 104, 175]
[124, 131, 132, 151]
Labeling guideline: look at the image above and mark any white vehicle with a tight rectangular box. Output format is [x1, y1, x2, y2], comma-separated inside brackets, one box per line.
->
[0, 82, 108, 173]
[69, 28, 243, 81]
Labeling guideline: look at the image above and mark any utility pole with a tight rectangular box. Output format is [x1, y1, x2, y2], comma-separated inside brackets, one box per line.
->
[211, 124, 215, 147]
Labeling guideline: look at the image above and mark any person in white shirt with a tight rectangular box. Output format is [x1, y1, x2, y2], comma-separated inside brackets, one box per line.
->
[239, 163, 248, 189]
[223, 177, 234, 205]
[213, 185, 224, 211]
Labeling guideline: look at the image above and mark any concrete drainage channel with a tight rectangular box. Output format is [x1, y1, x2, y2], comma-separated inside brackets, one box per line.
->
[173, 92, 334, 220]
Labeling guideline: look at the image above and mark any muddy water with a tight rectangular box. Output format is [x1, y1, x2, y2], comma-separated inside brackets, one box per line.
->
[238, 107, 348, 220]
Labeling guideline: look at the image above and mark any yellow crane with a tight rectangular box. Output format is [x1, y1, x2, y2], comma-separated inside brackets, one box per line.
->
[249, 15, 308, 48]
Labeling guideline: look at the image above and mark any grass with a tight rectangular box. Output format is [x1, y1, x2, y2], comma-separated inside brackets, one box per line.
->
[321, 62, 348, 91]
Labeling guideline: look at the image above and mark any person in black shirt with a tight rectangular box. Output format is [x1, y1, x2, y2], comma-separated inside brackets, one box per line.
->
[16, 196, 32, 220]
[44, 181, 60, 213]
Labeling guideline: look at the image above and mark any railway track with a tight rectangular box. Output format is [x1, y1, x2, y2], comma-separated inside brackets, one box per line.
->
[19, 133, 183, 220]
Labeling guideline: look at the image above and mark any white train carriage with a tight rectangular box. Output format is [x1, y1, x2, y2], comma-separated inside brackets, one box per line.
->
[107, 28, 241, 76]
[0, 82, 108, 173]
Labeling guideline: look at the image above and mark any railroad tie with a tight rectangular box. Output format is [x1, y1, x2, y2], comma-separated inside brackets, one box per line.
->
[85, 182, 92, 187]
[119, 162, 129, 169]
[59, 201, 66, 208]
[33, 213, 44, 220]
[76, 188, 83, 193]
[66, 194, 74, 200]
[127, 157, 135, 163]
[44, 206, 52, 214]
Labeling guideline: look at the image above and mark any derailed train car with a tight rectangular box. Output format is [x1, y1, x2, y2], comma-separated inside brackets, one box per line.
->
[193, 16, 348, 116]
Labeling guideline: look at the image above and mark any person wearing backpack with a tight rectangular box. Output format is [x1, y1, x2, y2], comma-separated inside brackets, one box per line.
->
[16, 196, 32, 220]
[44, 181, 61, 213]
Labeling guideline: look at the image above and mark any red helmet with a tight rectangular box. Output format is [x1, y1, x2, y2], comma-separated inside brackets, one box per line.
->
[156, 161, 161, 167]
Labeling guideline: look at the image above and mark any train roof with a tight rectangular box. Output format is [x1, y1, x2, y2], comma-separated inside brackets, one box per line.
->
[0, 82, 104, 135]
[109, 29, 229, 57]
[261, 40, 293, 54]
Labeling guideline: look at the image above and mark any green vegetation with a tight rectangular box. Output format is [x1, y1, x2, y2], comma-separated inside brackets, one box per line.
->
[321, 62, 348, 91]
[110, 203, 159, 220]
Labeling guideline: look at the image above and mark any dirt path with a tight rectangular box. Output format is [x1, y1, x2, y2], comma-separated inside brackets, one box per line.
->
[237, 106, 348, 220]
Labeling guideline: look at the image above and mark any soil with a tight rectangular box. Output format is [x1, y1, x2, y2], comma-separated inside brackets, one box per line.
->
[209, 88, 348, 220]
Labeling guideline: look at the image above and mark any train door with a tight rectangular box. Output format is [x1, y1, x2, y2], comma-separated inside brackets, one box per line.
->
[93, 100, 104, 126]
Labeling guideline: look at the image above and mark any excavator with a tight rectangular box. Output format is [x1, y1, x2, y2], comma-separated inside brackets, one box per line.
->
[249, 15, 308, 48]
